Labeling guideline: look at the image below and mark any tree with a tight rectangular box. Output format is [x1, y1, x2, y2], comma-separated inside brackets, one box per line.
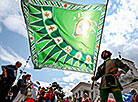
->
[48, 82, 65, 100]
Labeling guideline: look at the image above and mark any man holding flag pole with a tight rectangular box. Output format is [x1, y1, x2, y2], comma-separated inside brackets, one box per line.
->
[92, 50, 130, 102]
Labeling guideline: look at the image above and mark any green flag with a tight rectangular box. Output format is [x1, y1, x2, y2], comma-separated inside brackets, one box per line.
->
[21, 0, 107, 74]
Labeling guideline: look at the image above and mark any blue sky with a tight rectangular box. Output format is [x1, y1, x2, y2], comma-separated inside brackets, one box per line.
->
[0, 0, 138, 96]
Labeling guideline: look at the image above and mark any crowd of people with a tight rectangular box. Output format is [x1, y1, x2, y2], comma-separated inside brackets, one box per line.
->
[0, 60, 94, 102]
[72, 93, 92, 102]
[0, 61, 63, 102]
[0, 50, 138, 102]
[0, 61, 94, 102]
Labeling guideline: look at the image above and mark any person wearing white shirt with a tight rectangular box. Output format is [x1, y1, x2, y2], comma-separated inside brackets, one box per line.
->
[32, 81, 40, 99]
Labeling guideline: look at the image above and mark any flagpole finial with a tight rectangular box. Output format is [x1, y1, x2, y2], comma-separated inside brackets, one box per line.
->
[118, 52, 122, 59]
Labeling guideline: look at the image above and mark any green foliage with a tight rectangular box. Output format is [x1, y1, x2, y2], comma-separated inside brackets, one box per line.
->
[48, 82, 65, 99]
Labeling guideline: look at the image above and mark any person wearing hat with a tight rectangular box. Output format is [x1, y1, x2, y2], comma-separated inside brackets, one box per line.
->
[91, 50, 130, 102]
[13, 74, 31, 102]
[83, 93, 89, 102]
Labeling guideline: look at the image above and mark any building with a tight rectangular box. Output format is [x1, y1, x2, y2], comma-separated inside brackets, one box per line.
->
[120, 58, 138, 93]
[71, 82, 99, 99]
[71, 58, 138, 99]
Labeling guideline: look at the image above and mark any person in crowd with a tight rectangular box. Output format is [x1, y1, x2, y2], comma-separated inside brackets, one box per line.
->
[40, 87, 46, 94]
[78, 97, 83, 102]
[83, 93, 89, 102]
[91, 50, 130, 102]
[38, 90, 47, 102]
[97, 97, 100, 102]
[89, 98, 92, 102]
[131, 89, 138, 102]
[93, 97, 100, 102]
[37, 86, 42, 95]
[51, 90, 59, 102]
[73, 97, 77, 102]
[47, 87, 53, 102]
[13, 74, 31, 102]
[68, 96, 72, 102]
[0, 61, 22, 101]
[32, 81, 40, 99]
[8, 75, 26, 101]
[65, 97, 69, 102]
[26, 80, 33, 97]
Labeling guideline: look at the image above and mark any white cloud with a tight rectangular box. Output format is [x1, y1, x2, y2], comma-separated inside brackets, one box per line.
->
[63, 85, 73, 96]
[0, 45, 31, 69]
[63, 71, 92, 83]
[62, 82, 78, 96]
[52, 77, 62, 82]
[39, 81, 49, 88]
[2, 15, 27, 38]
[0, 0, 27, 38]
[112, 4, 116, 10]
[62, 71, 92, 96]
[103, 0, 138, 67]
[0, 0, 19, 18]
[107, 1, 112, 10]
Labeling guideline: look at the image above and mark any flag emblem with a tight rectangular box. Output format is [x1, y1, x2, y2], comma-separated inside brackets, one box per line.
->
[74, 18, 91, 37]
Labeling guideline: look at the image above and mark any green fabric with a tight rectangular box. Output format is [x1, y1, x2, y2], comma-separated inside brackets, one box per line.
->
[100, 88, 123, 102]
[114, 58, 130, 72]
[95, 58, 129, 89]
[21, 0, 107, 73]
[100, 89, 109, 102]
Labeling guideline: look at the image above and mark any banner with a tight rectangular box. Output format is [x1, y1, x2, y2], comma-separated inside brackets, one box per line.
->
[123, 92, 133, 102]
[21, 0, 107, 74]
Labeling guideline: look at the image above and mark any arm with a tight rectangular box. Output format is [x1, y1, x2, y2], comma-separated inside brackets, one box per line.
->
[1, 66, 7, 78]
[92, 63, 105, 81]
[115, 58, 129, 72]
[113, 58, 130, 78]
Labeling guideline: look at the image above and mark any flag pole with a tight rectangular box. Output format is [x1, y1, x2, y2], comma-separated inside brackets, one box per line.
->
[91, 0, 109, 99]
[17, 56, 31, 80]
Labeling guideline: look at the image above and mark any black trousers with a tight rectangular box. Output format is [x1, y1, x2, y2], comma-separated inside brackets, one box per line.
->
[0, 78, 13, 102]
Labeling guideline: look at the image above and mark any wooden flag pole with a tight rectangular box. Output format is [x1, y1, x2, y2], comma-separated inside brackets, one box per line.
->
[91, 0, 109, 99]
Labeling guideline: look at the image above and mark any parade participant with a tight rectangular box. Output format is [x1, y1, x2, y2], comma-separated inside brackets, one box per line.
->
[32, 81, 40, 99]
[91, 50, 130, 102]
[131, 89, 138, 102]
[83, 93, 89, 102]
[78, 97, 83, 102]
[51, 90, 59, 102]
[38, 91, 47, 102]
[65, 97, 69, 102]
[47, 87, 53, 102]
[8, 75, 26, 101]
[13, 74, 31, 102]
[0, 61, 22, 101]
